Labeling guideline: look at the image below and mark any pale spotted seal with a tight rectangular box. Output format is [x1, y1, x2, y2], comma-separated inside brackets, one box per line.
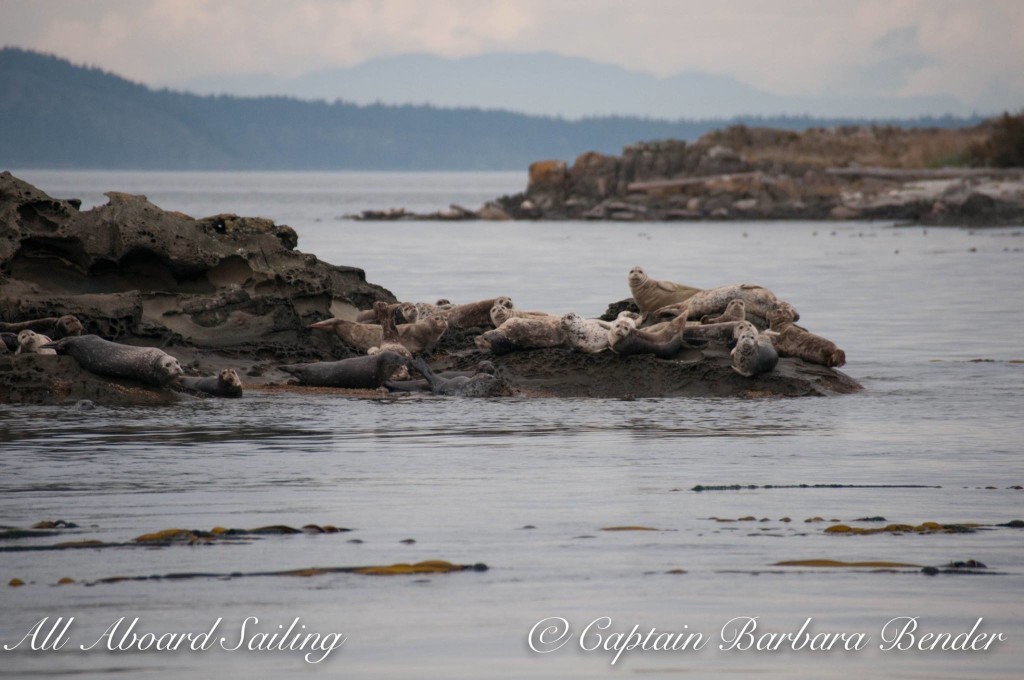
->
[560, 313, 614, 353]
[42, 335, 183, 386]
[475, 317, 566, 355]
[767, 307, 846, 368]
[730, 321, 779, 377]
[16, 330, 57, 355]
[0, 315, 84, 339]
[684, 284, 799, 327]
[627, 266, 701, 313]
[280, 351, 407, 388]
[701, 299, 746, 325]
[410, 357, 509, 397]
[608, 318, 706, 360]
[178, 368, 243, 398]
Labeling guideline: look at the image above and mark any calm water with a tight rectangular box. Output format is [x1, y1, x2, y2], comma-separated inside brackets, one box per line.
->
[2, 170, 1022, 679]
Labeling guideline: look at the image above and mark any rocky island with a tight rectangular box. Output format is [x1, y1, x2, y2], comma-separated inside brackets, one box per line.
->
[0, 171, 860, 405]
[357, 113, 1024, 226]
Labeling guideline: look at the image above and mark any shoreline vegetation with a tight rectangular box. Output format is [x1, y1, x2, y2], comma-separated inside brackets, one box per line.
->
[356, 113, 1024, 225]
[0, 172, 859, 406]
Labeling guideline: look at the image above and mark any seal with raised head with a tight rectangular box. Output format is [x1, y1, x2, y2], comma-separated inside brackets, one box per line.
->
[489, 297, 554, 327]
[474, 317, 566, 355]
[410, 357, 509, 397]
[627, 266, 702, 313]
[560, 313, 613, 353]
[178, 368, 244, 398]
[684, 284, 799, 327]
[367, 300, 414, 361]
[608, 318, 706, 360]
[16, 330, 57, 355]
[280, 351, 407, 388]
[701, 299, 746, 325]
[42, 335, 183, 386]
[766, 307, 846, 368]
[0, 315, 84, 339]
[730, 321, 779, 377]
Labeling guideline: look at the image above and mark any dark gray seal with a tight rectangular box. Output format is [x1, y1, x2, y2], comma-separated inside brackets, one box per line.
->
[0, 333, 14, 353]
[410, 357, 509, 397]
[609, 320, 706, 360]
[385, 361, 496, 393]
[178, 368, 244, 398]
[41, 335, 183, 386]
[280, 352, 407, 388]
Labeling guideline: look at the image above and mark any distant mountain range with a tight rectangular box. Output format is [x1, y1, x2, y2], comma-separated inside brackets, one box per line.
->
[0, 48, 987, 171]
[183, 52, 974, 120]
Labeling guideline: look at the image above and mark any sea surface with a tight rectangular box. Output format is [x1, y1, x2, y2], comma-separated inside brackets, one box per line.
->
[1, 170, 1022, 679]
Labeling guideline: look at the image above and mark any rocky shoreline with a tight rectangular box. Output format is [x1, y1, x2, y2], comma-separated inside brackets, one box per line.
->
[355, 123, 1024, 226]
[1, 172, 860, 405]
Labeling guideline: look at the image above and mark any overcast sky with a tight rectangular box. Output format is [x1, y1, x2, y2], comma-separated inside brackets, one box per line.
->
[2, 0, 1022, 112]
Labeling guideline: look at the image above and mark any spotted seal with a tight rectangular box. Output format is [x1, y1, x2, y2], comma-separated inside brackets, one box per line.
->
[684, 284, 799, 327]
[701, 299, 746, 325]
[730, 321, 779, 377]
[178, 368, 244, 398]
[410, 357, 509, 397]
[308, 317, 383, 351]
[280, 351, 407, 388]
[475, 317, 566, 355]
[41, 335, 183, 386]
[608, 318, 706, 360]
[385, 361, 496, 393]
[0, 315, 84, 339]
[16, 330, 57, 355]
[489, 297, 553, 327]
[767, 307, 846, 368]
[560, 313, 613, 353]
[627, 266, 702, 313]
[368, 301, 414, 361]
[355, 302, 418, 325]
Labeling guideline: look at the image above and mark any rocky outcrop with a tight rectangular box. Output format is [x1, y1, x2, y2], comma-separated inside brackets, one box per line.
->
[0, 172, 395, 358]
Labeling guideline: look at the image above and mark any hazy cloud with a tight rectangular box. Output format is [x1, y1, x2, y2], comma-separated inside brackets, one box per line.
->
[1, 0, 1021, 111]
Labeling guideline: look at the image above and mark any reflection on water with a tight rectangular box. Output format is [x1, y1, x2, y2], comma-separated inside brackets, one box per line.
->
[1, 171, 1022, 680]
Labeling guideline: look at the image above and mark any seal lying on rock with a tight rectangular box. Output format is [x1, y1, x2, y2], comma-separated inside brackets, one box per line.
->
[280, 351, 407, 388]
[475, 317, 566, 355]
[490, 297, 554, 327]
[628, 266, 702, 313]
[310, 312, 447, 355]
[385, 361, 496, 392]
[730, 321, 779, 377]
[442, 299, 497, 330]
[42, 335, 183, 385]
[410, 357, 509, 397]
[608, 318, 706, 360]
[684, 284, 799, 326]
[767, 307, 846, 368]
[178, 368, 243, 398]
[355, 302, 418, 325]
[0, 315, 84, 339]
[560, 313, 614, 353]
[16, 330, 57, 355]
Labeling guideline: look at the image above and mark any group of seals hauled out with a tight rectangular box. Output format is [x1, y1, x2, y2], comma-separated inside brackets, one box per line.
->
[4, 264, 848, 401]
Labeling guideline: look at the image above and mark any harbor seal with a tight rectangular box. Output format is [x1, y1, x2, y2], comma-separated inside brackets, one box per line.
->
[309, 317, 383, 351]
[280, 351, 407, 388]
[627, 266, 702, 313]
[367, 301, 414, 360]
[489, 297, 553, 327]
[355, 302, 418, 325]
[16, 330, 57, 355]
[442, 299, 497, 330]
[684, 284, 799, 327]
[178, 368, 243, 398]
[766, 307, 846, 368]
[730, 321, 779, 377]
[475, 317, 566, 355]
[41, 335, 183, 386]
[701, 299, 746, 324]
[1, 332, 17, 353]
[410, 357, 509, 397]
[0, 315, 84, 339]
[385, 361, 496, 393]
[560, 313, 613, 353]
[608, 319, 706, 360]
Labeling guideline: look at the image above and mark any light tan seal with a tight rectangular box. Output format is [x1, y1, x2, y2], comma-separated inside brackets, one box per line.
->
[443, 299, 498, 330]
[684, 284, 799, 327]
[355, 302, 418, 325]
[475, 317, 565, 355]
[767, 307, 846, 368]
[308, 317, 383, 351]
[701, 299, 746, 324]
[15, 330, 56, 355]
[627, 266, 701, 313]
[0, 315, 84, 339]
[489, 297, 554, 327]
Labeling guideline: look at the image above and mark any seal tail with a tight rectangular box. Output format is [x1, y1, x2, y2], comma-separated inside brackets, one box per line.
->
[410, 357, 443, 391]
